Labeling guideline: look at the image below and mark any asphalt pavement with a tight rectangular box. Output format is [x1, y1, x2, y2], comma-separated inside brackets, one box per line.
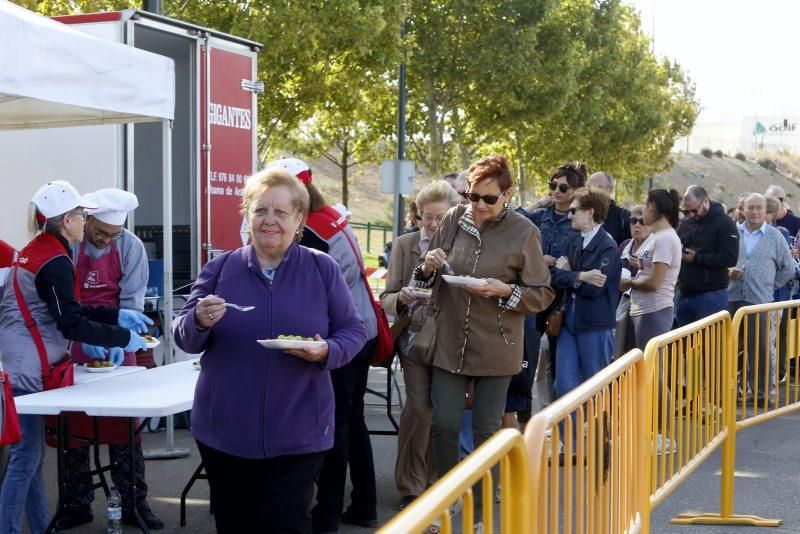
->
[36, 367, 800, 533]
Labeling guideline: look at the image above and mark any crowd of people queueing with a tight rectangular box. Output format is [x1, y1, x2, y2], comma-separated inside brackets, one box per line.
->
[1, 153, 798, 534]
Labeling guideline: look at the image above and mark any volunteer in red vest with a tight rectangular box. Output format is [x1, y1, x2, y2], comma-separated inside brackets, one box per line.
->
[265, 158, 378, 532]
[0, 239, 17, 485]
[59, 188, 164, 530]
[0, 181, 148, 534]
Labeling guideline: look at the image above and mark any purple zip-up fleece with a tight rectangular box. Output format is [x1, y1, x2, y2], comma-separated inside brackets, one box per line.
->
[173, 243, 367, 459]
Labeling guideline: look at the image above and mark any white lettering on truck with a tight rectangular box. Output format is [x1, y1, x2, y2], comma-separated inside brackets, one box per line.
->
[209, 102, 252, 130]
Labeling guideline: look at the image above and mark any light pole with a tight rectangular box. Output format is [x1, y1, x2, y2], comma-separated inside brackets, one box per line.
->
[394, 17, 408, 239]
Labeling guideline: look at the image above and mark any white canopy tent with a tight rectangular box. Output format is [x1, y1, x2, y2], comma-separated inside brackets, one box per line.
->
[0, 0, 179, 444]
[0, 0, 174, 128]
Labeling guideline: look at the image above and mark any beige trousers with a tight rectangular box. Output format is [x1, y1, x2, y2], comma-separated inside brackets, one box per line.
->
[394, 346, 436, 497]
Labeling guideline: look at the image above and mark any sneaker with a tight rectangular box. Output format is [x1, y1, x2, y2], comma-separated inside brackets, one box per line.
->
[656, 434, 675, 455]
[54, 510, 93, 530]
[122, 507, 165, 530]
[474, 521, 484, 533]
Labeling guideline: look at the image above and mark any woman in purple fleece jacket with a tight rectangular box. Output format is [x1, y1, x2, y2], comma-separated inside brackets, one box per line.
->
[172, 168, 367, 534]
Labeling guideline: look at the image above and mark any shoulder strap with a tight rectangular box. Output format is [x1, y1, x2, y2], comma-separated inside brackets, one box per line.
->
[338, 225, 377, 305]
[12, 266, 51, 378]
[428, 204, 467, 308]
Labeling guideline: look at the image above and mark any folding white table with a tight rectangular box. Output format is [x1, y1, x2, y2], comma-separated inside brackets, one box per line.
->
[15, 359, 200, 533]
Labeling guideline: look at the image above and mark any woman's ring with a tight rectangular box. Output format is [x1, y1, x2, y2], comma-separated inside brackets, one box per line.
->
[208, 313, 214, 320]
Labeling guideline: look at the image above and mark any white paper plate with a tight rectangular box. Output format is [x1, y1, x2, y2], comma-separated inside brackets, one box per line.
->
[442, 275, 488, 287]
[142, 336, 160, 349]
[258, 339, 327, 350]
[83, 364, 117, 373]
[410, 289, 433, 299]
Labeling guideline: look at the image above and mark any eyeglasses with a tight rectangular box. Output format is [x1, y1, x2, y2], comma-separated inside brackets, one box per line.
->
[94, 228, 124, 241]
[629, 217, 645, 225]
[421, 213, 445, 224]
[461, 191, 503, 205]
[68, 209, 87, 221]
[549, 182, 570, 193]
[681, 208, 699, 216]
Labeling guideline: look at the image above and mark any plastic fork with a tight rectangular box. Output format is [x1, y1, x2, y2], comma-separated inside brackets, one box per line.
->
[224, 303, 255, 312]
[442, 260, 455, 276]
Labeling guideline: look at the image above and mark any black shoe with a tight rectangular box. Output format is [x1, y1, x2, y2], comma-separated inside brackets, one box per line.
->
[54, 510, 93, 530]
[340, 507, 378, 528]
[122, 508, 165, 530]
[398, 495, 418, 510]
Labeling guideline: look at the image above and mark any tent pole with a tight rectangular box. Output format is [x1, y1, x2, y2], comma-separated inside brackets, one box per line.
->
[145, 119, 189, 460]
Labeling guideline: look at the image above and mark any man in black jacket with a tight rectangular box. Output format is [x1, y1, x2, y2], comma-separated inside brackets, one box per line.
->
[589, 172, 631, 244]
[676, 185, 739, 326]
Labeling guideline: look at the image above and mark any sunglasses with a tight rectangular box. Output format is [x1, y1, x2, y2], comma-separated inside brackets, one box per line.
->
[549, 182, 570, 193]
[629, 217, 645, 225]
[568, 207, 579, 215]
[461, 191, 504, 205]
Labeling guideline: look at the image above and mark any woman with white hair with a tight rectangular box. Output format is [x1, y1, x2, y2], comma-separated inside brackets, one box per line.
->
[380, 180, 459, 509]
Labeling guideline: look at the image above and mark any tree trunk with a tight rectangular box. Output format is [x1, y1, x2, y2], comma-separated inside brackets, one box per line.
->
[341, 139, 349, 206]
[426, 80, 441, 175]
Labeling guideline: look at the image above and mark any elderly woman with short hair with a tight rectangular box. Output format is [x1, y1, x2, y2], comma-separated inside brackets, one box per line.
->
[173, 168, 367, 533]
[550, 187, 622, 399]
[380, 180, 460, 509]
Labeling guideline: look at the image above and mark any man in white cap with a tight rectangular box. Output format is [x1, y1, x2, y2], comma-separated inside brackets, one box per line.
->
[59, 188, 164, 530]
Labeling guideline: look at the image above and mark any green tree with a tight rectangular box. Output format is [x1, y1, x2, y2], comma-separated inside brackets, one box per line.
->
[284, 82, 397, 206]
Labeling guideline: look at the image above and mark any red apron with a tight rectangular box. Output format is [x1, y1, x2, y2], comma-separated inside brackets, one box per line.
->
[64, 240, 141, 446]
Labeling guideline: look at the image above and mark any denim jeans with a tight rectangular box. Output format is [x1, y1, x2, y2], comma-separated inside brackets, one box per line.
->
[676, 289, 728, 327]
[0, 389, 50, 534]
[554, 301, 614, 399]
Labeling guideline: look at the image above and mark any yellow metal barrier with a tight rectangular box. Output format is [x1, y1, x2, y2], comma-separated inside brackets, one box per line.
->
[642, 310, 730, 518]
[377, 429, 529, 534]
[525, 349, 647, 534]
[672, 301, 800, 527]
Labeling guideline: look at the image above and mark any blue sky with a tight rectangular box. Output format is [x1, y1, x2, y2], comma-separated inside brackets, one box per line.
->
[626, 0, 800, 123]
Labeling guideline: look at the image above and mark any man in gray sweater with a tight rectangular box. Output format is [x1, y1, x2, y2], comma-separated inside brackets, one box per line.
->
[728, 193, 794, 404]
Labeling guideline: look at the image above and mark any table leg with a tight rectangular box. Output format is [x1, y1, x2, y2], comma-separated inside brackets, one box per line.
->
[129, 417, 150, 534]
[44, 414, 67, 534]
[93, 416, 110, 498]
[180, 461, 208, 526]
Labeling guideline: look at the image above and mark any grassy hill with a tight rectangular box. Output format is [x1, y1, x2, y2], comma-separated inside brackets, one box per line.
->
[304, 151, 800, 225]
[649, 152, 800, 210]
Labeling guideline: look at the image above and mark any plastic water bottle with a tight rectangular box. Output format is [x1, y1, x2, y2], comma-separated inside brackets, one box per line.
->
[107, 486, 122, 534]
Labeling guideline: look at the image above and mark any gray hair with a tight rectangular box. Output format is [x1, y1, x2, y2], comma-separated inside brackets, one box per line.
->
[744, 193, 766, 207]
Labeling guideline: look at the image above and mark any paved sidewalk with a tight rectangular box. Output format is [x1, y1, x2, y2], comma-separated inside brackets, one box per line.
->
[35, 369, 800, 533]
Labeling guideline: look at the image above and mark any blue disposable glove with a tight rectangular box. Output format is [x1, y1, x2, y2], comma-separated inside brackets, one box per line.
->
[118, 309, 154, 334]
[124, 331, 148, 353]
[81, 343, 108, 361]
[108, 347, 125, 367]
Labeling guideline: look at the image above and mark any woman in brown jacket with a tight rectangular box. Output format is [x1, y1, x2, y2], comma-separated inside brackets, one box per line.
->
[380, 180, 460, 510]
[414, 155, 554, 525]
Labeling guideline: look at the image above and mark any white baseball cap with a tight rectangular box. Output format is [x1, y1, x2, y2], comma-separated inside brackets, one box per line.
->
[332, 203, 352, 219]
[31, 180, 98, 219]
[265, 157, 313, 184]
[84, 188, 139, 226]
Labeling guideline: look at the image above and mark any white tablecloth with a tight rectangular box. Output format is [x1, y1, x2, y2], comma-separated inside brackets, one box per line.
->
[15, 359, 200, 418]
